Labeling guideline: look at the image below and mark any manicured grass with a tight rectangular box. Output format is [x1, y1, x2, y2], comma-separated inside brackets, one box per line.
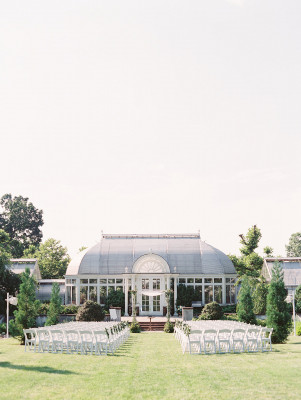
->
[1, 333, 301, 400]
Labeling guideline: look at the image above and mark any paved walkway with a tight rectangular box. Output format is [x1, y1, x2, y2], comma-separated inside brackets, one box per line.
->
[121, 316, 182, 322]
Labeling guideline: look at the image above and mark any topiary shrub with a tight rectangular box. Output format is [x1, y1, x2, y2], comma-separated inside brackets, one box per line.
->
[236, 275, 256, 324]
[130, 321, 141, 333]
[199, 302, 223, 320]
[76, 300, 105, 322]
[164, 321, 174, 333]
[62, 305, 79, 314]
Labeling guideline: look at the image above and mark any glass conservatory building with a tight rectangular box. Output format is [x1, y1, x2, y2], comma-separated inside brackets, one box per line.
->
[65, 233, 237, 316]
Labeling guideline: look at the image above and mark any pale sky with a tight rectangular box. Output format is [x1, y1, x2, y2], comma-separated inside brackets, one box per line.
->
[1, 0, 300, 260]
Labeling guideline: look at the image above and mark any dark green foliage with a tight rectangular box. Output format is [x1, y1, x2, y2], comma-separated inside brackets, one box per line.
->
[12, 268, 40, 344]
[266, 262, 292, 343]
[61, 305, 79, 314]
[236, 276, 256, 324]
[176, 284, 201, 307]
[199, 302, 223, 320]
[229, 225, 263, 278]
[24, 238, 70, 279]
[165, 289, 173, 321]
[106, 287, 125, 313]
[252, 279, 268, 315]
[164, 321, 174, 333]
[286, 232, 301, 257]
[76, 300, 105, 322]
[0, 230, 21, 314]
[256, 319, 267, 327]
[130, 321, 141, 333]
[0, 194, 43, 258]
[45, 283, 62, 326]
[296, 322, 301, 336]
[222, 304, 237, 313]
[295, 285, 301, 313]
[263, 246, 274, 257]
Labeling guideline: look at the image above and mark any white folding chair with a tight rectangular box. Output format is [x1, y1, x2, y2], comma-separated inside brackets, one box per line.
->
[245, 328, 260, 353]
[65, 330, 80, 354]
[50, 330, 65, 353]
[93, 330, 110, 356]
[79, 330, 94, 355]
[217, 329, 231, 353]
[37, 329, 51, 353]
[259, 328, 273, 352]
[203, 329, 217, 354]
[187, 330, 203, 355]
[231, 329, 245, 353]
[23, 329, 37, 352]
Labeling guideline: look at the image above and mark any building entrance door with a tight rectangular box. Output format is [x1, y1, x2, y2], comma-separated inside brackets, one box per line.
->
[139, 277, 163, 315]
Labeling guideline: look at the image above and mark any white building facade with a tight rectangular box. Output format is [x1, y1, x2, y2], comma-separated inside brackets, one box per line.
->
[65, 233, 237, 316]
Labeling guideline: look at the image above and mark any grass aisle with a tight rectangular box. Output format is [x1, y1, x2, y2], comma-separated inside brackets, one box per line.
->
[1, 333, 301, 400]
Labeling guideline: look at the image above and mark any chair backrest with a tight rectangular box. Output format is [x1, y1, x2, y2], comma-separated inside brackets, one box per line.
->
[37, 329, 50, 340]
[79, 330, 93, 342]
[232, 329, 245, 339]
[65, 330, 79, 341]
[218, 329, 231, 338]
[50, 329, 64, 341]
[24, 329, 36, 341]
[246, 328, 260, 338]
[93, 330, 108, 342]
[261, 327, 273, 338]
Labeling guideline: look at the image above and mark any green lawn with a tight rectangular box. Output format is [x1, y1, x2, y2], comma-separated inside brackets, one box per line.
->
[1, 333, 301, 400]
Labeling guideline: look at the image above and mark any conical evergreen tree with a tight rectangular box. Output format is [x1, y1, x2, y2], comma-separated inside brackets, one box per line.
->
[236, 275, 256, 324]
[45, 282, 62, 326]
[13, 267, 40, 344]
[266, 261, 291, 343]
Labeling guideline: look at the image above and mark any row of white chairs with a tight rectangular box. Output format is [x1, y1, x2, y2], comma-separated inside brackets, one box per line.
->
[23, 321, 130, 356]
[174, 320, 273, 354]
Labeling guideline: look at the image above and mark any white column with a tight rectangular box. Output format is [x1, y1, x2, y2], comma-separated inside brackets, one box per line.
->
[167, 276, 171, 290]
[222, 277, 226, 304]
[76, 280, 80, 305]
[174, 277, 177, 315]
[124, 277, 129, 316]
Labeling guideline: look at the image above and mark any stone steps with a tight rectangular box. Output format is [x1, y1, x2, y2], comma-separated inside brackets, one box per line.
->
[138, 321, 166, 331]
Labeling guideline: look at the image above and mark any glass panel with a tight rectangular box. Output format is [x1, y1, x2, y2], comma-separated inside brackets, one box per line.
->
[205, 278, 212, 284]
[214, 286, 222, 303]
[72, 279, 76, 284]
[90, 279, 97, 284]
[66, 279, 71, 284]
[153, 295, 160, 312]
[195, 278, 202, 284]
[80, 279, 88, 284]
[100, 279, 107, 284]
[89, 286, 97, 302]
[66, 286, 71, 304]
[100, 286, 107, 303]
[187, 278, 194, 284]
[142, 294, 149, 311]
[71, 286, 76, 304]
[204, 285, 213, 303]
[80, 286, 88, 304]
[142, 279, 149, 290]
[116, 286, 123, 292]
[108, 279, 115, 284]
[230, 285, 236, 303]
[179, 278, 186, 284]
[214, 278, 222, 284]
[116, 279, 123, 284]
[226, 285, 230, 303]
[108, 286, 115, 294]
[195, 285, 202, 301]
[153, 279, 160, 290]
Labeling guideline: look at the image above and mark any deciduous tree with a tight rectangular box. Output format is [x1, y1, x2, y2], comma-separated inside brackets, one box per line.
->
[0, 194, 43, 258]
[24, 238, 70, 279]
[286, 232, 301, 257]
